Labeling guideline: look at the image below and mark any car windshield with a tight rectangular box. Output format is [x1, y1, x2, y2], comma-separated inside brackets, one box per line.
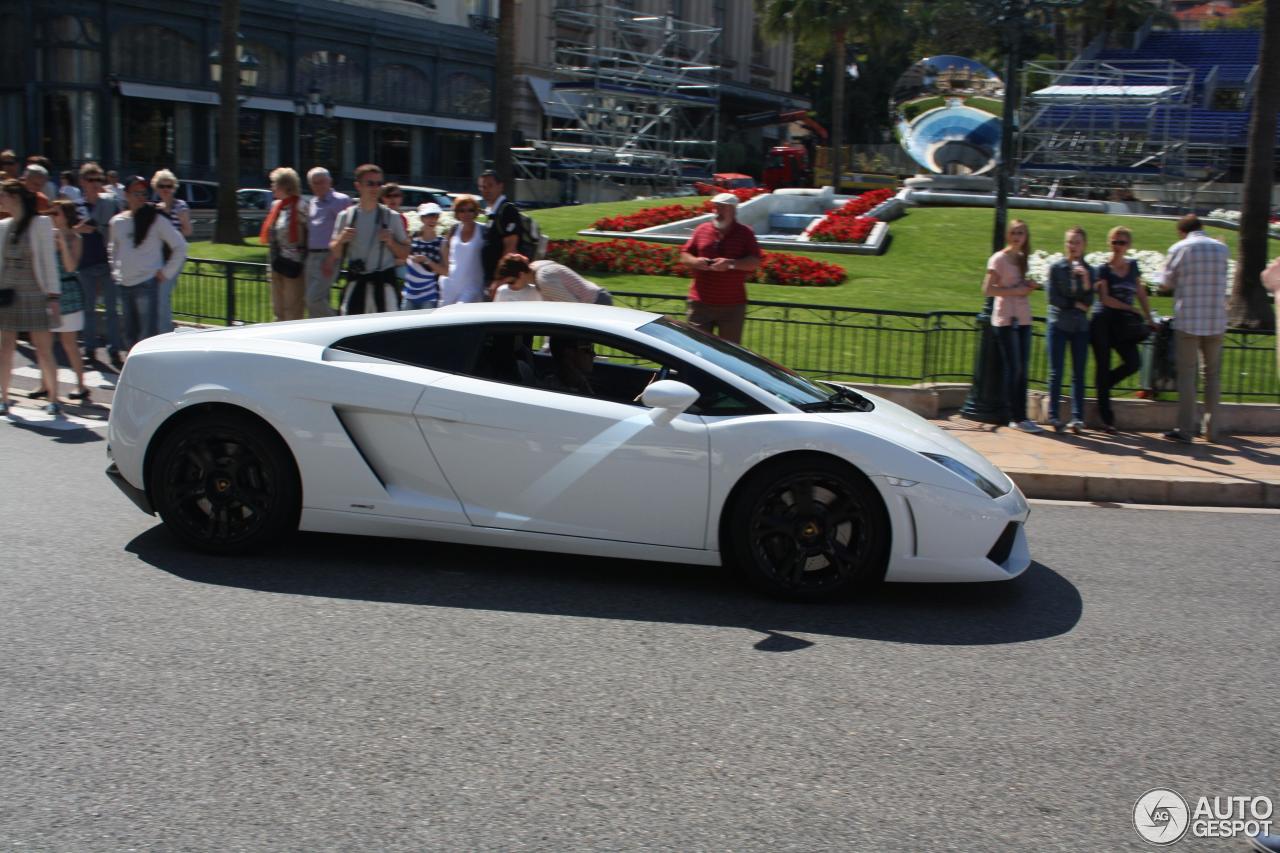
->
[639, 317, 842, 409]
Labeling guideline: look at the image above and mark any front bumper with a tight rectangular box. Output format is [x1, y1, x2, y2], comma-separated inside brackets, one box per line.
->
[106, 462, 153, 516]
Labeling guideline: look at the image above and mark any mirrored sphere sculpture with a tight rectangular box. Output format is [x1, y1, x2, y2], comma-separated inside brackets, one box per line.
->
[892, 56, 1005, 175]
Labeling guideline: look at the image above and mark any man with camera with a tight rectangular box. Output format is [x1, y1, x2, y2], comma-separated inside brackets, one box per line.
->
[329, 164, 409, 315]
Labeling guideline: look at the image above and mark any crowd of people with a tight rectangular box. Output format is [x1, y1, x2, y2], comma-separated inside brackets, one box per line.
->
[1, 146, 1272, 434]
[0, 153, 189, 415]
[986, 214, 1248, 443]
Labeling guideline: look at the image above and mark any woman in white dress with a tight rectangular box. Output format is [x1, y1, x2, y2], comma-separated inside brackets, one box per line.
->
[437, 194, 487, 305]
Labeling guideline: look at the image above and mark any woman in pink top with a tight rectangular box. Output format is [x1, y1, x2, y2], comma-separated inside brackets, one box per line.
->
[982, 219, 1043, 433]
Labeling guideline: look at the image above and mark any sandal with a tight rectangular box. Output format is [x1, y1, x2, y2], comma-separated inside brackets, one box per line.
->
[28, 387, 48, 399]
[68, 387, 91, 402]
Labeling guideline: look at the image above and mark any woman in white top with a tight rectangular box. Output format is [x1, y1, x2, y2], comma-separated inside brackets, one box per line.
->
[437, 194, 487, 306]
[108, 176, 187, 351]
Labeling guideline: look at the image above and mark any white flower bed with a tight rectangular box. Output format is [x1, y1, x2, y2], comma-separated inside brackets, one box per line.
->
[1209, 208, 1280, 237]
[1028, 248, 1237, 292]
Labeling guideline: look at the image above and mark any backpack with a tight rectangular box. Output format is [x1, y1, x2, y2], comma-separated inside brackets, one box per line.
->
[497, 199, 548, 260]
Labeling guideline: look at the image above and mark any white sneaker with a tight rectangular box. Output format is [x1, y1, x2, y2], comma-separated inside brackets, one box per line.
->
[1068, 419, 1084, 434]
[1012, 419, 1044, 434]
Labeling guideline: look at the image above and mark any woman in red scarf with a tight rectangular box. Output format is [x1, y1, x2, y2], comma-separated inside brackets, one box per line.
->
[261, 167, 308, 321]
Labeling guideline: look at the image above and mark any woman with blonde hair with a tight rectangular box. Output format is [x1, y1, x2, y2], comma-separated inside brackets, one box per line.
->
[1090, 225, 1154, 434]
[0, 180, 62, 415]
[260, 167, 308, 321]
[151, 169, 191, 332]
[982, 219, 1042, 433]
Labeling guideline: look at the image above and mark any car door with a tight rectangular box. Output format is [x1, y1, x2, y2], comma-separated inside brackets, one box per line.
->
[413, 326, 711, 549]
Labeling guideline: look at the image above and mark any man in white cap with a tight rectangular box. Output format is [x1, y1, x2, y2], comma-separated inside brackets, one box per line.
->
[679, 192, 761, 344]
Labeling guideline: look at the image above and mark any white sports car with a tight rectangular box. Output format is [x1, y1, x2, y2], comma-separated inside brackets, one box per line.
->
[106, 302, 1030, 600]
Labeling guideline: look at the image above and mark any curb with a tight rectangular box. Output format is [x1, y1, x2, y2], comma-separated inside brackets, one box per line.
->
[1007, 470, 1280, 509]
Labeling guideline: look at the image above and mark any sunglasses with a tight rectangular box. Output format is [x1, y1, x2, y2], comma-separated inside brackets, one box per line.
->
[456, 207, 478, 213]
[156, 183, 175, 190]
[0, 160, 15, 166]
[128, 189, 148, 197]
[385, 193, 402, 199]
[84, 176, 104, 183]
[1111, 239, 1130, 246]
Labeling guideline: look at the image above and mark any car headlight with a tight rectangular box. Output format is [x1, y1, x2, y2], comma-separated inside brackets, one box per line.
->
[920, 452, 1007, 499]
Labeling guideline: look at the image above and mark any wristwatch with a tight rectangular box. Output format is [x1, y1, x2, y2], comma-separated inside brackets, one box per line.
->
[728, 260, 735, 270]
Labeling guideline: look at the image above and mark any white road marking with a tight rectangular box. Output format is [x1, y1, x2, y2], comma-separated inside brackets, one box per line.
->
[12, 364, 117, 389]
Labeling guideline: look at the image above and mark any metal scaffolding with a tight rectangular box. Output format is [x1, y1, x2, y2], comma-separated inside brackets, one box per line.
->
[514, 3, 721, 197]
[1017, 59, 1228, 200]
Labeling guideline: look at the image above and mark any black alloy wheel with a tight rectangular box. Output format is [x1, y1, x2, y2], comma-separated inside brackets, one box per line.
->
[150, 412, 300, 554]
[730, 459, 888, 600]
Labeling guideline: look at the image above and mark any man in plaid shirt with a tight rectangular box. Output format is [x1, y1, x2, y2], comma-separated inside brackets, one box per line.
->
[1160, 214, 1229, 443]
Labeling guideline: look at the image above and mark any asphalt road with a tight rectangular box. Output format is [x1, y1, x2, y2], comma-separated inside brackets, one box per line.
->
[1, 412, 1277, 852]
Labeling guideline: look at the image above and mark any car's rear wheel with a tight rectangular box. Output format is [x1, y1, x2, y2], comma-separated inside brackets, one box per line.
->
[149, 411, 300, 554]
[727, 457, 888, 601]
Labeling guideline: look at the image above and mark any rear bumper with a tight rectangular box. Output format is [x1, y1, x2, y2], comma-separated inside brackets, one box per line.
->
[106, 462, 153, 516]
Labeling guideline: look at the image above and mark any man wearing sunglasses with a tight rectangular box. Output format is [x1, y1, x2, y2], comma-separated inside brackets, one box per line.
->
[329, 164, 409, 314]
[1159, 214, 1229, 443]
[72, 162, 123, 366]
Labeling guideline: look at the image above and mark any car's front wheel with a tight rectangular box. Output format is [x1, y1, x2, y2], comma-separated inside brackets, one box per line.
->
[726, 457, 889, 601]
[149, 411, 301, 554]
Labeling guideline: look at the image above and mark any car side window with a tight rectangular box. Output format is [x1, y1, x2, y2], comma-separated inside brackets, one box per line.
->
[332, 325, 483, 375]
[461, 324, 767, 416]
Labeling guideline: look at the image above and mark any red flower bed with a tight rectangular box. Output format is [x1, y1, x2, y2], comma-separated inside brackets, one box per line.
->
[802, 188, 892, 244]
[826, 188, 894, 219]
[591, 204, 702, 233]
[546, 239, 847, 287]
[808, 215, 878, 244]
[590, 187, 768, 232]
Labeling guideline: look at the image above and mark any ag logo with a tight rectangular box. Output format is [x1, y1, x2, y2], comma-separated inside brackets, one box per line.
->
[1134, 788, 1190, 845]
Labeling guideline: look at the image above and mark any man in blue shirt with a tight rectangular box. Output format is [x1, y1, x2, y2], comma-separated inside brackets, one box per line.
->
[72, 162, 122, 367]
[304, 167, 352, 318]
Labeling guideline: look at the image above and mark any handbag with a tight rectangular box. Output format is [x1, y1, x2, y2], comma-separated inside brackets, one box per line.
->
[1115, 309, 1151, 344]
[58, 274, 84, 315]
[271, 254, 304, 279]
[0, 288, 13, 308]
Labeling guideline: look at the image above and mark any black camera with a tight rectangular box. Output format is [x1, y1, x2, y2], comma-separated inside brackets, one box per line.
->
[347, 258, 366, 275]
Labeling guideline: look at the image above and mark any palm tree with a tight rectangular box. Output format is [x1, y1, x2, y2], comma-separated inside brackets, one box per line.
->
[757, 0, 902, 192]
[1229, 0, 1279, 330]
[213, 0, 242, 245]
[494, 0, 516, 192]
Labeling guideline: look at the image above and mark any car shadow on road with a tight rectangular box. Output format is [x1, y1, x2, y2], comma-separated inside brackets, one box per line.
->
[127, 528, 1082, 649]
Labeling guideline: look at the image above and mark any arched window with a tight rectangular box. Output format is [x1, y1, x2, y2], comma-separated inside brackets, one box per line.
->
[111, 24, 200, 85]
[444, 71, 491, 118]
[40, 16, 101, 85]
[371, 63, 430, 112]
[244, 42, 288, 94]
[296, 50, 363, 103]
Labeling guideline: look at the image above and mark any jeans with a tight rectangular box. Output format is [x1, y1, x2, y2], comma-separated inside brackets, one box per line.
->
[1046, 322, 1090, 423]
[156, 274, 177, 333]
[78, 262, 121, 353]
[1090, 311, 1141, 427]
[400, 295, 438, 310]
[121, 277, 159, 349]
[993, 322, 1032, 423]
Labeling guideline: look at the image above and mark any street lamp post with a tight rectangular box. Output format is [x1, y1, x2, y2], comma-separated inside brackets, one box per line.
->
[209, 24, 259, 244]
[294, 84, 335, 119]
[960, 0, 1082, 424]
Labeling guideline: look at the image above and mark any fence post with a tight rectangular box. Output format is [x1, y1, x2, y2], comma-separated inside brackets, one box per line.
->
[224, 263, 237, 326]
[922, 312, 935, 383]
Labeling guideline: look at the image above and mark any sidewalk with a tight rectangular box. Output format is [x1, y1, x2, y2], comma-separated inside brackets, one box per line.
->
[5, 344, 1277, 508]
[934, 413, 1280, 508]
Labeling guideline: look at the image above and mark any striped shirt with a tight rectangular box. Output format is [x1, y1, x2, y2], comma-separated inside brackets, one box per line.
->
[530, 260, 603, 303]
[1163, 230, 1228, 336]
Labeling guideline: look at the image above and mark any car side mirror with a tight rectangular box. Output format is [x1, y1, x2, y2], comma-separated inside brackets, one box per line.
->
[641, 380, 699, 423]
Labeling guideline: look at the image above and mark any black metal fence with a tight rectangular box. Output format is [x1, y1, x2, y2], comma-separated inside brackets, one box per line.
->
[172, 259, 1280, 403]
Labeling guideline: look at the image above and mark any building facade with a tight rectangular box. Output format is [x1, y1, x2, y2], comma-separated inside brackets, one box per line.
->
[0, 0, 499, 189]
